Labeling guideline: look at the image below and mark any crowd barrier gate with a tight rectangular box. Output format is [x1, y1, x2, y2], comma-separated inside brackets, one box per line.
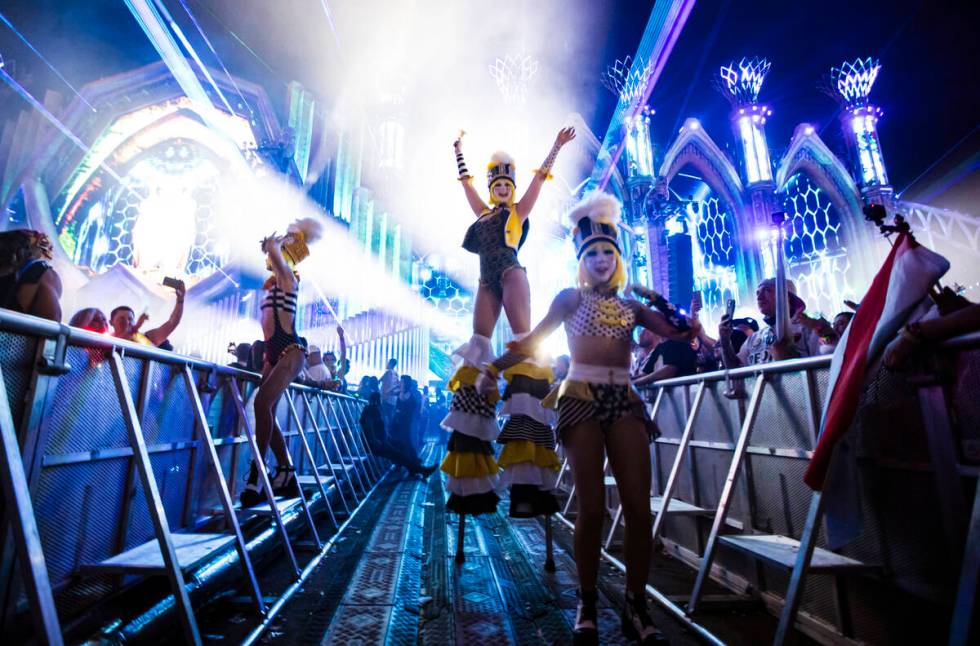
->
[557, 333, 979, 646]
[0, 309, 386, 644]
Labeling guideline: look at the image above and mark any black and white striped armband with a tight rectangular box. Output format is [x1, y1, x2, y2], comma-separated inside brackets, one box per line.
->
[455, 150, 472, 181]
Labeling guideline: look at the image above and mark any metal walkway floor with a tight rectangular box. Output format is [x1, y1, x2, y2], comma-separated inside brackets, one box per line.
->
[239, 444, 800, 645]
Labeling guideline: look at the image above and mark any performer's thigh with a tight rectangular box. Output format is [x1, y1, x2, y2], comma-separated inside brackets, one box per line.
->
[605, 416, 652, 513]
[472, 284, 502, 337]
[501, 267, 531, 334]
[563, 420, 606, 514]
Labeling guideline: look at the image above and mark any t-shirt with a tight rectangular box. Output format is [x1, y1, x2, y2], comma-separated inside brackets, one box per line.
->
[380, 369, 399, 405]
[737, 323, 821, 366]
[643, 340, 698, 378]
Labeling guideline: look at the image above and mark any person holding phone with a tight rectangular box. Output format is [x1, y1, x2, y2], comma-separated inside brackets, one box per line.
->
[109, 278, 185, 348]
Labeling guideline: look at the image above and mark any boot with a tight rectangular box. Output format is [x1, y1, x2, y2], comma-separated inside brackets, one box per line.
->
[621, 591, 667, 643]
[573, 588, 599, 645]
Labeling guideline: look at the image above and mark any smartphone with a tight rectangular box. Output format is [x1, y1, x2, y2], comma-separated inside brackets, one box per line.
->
[691, 291, 703, 313]
[725, 298, 736, 320]
[163, 276, 182, 290]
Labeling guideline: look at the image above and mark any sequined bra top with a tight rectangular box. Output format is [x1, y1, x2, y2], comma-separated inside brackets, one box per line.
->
[565, 290, 636, 341]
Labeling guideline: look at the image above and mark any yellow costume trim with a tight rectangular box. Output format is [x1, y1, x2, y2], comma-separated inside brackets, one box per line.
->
[498, 440, 561, 471]
[542, 378, 643, 409]
[532, 168, 554, 180]
[448, 366, 480, 391]
[447, 365, 500, 404]
[440, 451, 499, 478]
[503, 205, 524, 251]
[502, 362, 554, 384]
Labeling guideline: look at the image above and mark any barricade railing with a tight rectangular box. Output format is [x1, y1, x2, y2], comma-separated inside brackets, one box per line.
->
[0, 308, 386, 643]
[557, 332, 980, 646]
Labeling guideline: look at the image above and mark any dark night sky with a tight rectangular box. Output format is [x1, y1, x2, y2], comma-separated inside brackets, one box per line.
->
[1, 0, 977, 194]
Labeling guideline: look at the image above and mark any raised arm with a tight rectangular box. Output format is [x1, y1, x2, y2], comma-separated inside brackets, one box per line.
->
[146, 281, 185, 347]
[454, 137, 489, 216]
[515, 127, 576, 220]
[264, 235, 299, 292]
[337, 325, 348, 377]
[633, 300, 700, 343]
[488, 288, 579, 373]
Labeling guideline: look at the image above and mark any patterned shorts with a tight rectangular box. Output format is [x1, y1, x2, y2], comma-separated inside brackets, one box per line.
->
[555, 383, 657, 443]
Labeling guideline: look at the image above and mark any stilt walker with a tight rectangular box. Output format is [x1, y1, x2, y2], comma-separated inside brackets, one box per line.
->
[442, 127, 575, 564]
[489, 347, 561, 571]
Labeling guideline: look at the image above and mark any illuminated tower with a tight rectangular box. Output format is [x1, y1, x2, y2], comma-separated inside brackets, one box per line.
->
[715, 56, 776, 288]
[821, 58, 890, 201]
[602, 55, 656, 287]
[716, 57, 774, 186]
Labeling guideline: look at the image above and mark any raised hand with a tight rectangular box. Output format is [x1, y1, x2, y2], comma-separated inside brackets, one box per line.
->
[555, 126, 576, 147]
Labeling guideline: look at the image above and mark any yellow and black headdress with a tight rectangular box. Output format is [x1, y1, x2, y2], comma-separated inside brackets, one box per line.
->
[567, 192, 627, 291]
[567, 192, 623, 259]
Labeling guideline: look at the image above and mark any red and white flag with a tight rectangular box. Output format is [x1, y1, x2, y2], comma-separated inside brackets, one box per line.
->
[804, 233, 948, 547]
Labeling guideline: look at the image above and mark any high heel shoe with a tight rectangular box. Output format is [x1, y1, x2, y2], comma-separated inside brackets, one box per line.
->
[271, 465, 299, 497]
[621, 591, 667, 643]
[573, 588, 599, 645]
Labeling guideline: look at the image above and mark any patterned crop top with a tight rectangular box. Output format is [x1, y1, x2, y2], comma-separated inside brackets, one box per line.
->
[565, 289, 636, 341]
[261, 286, 298, 315]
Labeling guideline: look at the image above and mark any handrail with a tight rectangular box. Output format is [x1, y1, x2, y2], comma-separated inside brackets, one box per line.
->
[647, 329, 980, 389]
[0, 307, 365, 401]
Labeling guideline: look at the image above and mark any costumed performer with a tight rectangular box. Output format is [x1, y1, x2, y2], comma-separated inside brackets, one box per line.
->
[478, 192, 696, 644]
[241, 218, 322, 507]
[441, 127, 575, 564]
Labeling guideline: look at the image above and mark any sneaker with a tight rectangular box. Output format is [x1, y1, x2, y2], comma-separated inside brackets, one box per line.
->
[573, 589, 599, 645]
[621, 591, 667, 644]
[271, 466, 299, 497]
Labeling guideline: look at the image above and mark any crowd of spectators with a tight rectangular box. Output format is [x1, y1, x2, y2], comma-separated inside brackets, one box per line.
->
[629, 278, 885, 389]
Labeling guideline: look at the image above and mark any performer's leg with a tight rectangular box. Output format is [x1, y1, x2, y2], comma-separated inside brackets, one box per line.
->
[605, 415, 653, 596]
[255, 346, 305, 466]
[545, 514, 556, 572]
[473, 283, 502, 338]
[563, 419, 606, 592]
[500, 266, 531, 334]
[606, 415, 665, 642]
[456, 514, 467, 564]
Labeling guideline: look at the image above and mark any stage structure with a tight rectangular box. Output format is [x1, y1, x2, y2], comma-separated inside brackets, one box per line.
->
[0, 61, 430, 379]
[604, 56, 979, 330]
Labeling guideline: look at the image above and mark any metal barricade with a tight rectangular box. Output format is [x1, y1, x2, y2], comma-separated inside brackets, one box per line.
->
[0, 309, 385, 642]
[565, 334, 980, 645]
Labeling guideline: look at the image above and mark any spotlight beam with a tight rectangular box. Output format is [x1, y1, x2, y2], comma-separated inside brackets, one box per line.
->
[148, 0, 237, 117]
[0, 10, 97, 113]
[123, 0, 224, 132]
[595, 0, 697, 191]
[0, 65, 128, 189]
